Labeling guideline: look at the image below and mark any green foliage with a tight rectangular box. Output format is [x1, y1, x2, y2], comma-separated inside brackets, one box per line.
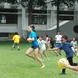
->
[0, 0, 16, 4]
[0, 0, 46, 7]
[51, 0, 78, 6]
[21, 0, 46, 8]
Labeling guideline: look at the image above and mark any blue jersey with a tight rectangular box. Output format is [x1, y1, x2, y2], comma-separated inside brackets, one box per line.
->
[29, 31, 39, 47]
[59, 42, 73, 58]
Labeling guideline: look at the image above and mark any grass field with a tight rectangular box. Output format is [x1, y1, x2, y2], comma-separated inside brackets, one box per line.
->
[0, 41, 78, 78]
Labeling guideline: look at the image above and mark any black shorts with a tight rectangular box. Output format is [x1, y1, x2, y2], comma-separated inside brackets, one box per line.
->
[31, 46, 39, 49]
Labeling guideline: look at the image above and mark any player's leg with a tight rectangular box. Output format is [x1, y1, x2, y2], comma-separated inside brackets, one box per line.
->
[16, 43, 20, 50]
[43, 51, 50, 60]
[39, 50, 43, 58]
[26, 47, 35, 60]
[67, 57, 77, 66]
[11, 43, 15, 50]
[43, 50, 48, 58]
[34, 48, 45, 68]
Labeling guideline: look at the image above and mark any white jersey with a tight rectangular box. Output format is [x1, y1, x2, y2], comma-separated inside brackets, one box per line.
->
[38, 40, 46, 51]
[71, 41, 77, 46]
[71, 41, 78, 52]
[55, 35, 62, 43]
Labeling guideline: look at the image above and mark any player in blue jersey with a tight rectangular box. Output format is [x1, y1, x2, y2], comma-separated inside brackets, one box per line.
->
[53, 35, 78, 74]
[26, 25, 45, 68]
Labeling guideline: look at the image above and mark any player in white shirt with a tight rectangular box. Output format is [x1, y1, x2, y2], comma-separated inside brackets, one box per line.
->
[38, 36, 50, 61]
[55, 31, 62, 55]
[71, 37, 78, 56]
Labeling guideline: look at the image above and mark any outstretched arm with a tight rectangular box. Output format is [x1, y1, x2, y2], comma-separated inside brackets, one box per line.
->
[66, 65, 78, 71]
[61, 61, 78, 72]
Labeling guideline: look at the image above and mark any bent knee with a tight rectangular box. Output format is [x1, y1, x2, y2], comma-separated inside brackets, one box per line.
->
[25, 52, 29, 56]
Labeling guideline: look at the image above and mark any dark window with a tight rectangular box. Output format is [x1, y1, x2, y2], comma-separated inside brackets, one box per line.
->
[31, 10, 47, 25]
[0, 33, 8, 37]
[0, 9, 18, 24]
[59, 11, 74, 20]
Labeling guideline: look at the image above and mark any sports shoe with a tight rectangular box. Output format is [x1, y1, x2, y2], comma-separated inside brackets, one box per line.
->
[41, 65, 45, 68]
[18, 49, 20, 51]
[42, 59, 44, 61]
[48, 58, 50, 60]
[59, 73, 66, 75]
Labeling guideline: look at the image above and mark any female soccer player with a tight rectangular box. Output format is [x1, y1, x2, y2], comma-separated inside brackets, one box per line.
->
[26, 25, 45, 68]
[38, 36, 50, 61]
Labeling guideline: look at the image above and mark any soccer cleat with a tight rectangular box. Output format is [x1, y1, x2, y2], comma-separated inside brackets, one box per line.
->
[18, 49, 20, 51]
[59, 73, 66, 75]
[41, 65, 45, 68]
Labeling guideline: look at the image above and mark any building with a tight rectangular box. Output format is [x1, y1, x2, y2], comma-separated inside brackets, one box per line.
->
[0, 1, 78, 40]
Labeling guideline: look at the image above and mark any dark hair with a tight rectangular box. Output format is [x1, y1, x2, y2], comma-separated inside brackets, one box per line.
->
[30, 25, 36, 32]
[46, 34, 48, 37]
[15, 32, 18, 35]
[62, 35, 68, 40]
[37, 36, 39, 39]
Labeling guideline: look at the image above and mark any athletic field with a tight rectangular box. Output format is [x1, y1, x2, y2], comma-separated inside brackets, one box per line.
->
[0, 41, 78, 78]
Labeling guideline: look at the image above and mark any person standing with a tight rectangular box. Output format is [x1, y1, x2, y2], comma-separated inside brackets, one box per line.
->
[12, 32, 20, 50]
[71, 37, 78, 56]
[55, 31, 62, 55]
[26, 25, 45, 68]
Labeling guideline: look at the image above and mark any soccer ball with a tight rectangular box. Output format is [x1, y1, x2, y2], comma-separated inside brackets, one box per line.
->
[58, 58, 69, 69]
[27, 38, 32, 43]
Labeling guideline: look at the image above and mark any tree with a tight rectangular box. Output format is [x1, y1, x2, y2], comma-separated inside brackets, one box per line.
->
[20, 0, 46, 25]
[0, 0, 46, 24]
[0, 0, 16, 4]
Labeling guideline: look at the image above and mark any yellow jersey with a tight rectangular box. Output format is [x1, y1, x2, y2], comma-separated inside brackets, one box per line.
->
[12, 35, 20, 44]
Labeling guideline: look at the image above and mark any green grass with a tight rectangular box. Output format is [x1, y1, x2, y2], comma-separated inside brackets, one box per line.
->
[0, 41, 78, 78]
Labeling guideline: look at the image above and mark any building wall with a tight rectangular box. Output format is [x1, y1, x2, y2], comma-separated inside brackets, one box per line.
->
[46, 20, 78, 40]
[0, 1, 78, 40]
[0, 24, 18, 32]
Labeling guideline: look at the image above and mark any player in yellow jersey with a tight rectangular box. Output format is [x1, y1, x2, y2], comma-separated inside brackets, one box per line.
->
[12, 32, 21, 50]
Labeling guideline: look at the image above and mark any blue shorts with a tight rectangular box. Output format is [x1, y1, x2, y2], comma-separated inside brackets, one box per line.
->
[31, 46, 39, 49]
[13, 43, 19, 47]
[56, 43, 62, 48]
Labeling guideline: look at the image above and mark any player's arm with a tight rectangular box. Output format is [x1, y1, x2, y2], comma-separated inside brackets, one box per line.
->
[68, 66, 78, 71]
[27, 37, 34, 42]
[64, 64, 78, 71]
[48, 47, 60, 51]
[61, 61, 78, 71]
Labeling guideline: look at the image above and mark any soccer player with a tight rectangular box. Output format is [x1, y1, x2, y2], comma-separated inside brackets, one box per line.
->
[12, 32, 20, 50]
[55, 31, 62, 55]
[53, 35, 78, 75]
[38, 36, 50, 61]
[26, 25, 45, 68]
[71, 37, 78, 56]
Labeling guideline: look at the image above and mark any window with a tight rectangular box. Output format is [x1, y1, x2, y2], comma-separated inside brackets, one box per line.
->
[0, 9, 18, 24]
[59, 11, 74, 20]
[0, 33, 8, 37]
[31, 10, 47, 25]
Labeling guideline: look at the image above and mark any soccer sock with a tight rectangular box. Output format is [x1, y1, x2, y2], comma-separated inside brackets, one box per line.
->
[62, 69, 66, 73]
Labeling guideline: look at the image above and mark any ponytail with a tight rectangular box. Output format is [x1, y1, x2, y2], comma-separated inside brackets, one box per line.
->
[31, 25, 36, 32]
